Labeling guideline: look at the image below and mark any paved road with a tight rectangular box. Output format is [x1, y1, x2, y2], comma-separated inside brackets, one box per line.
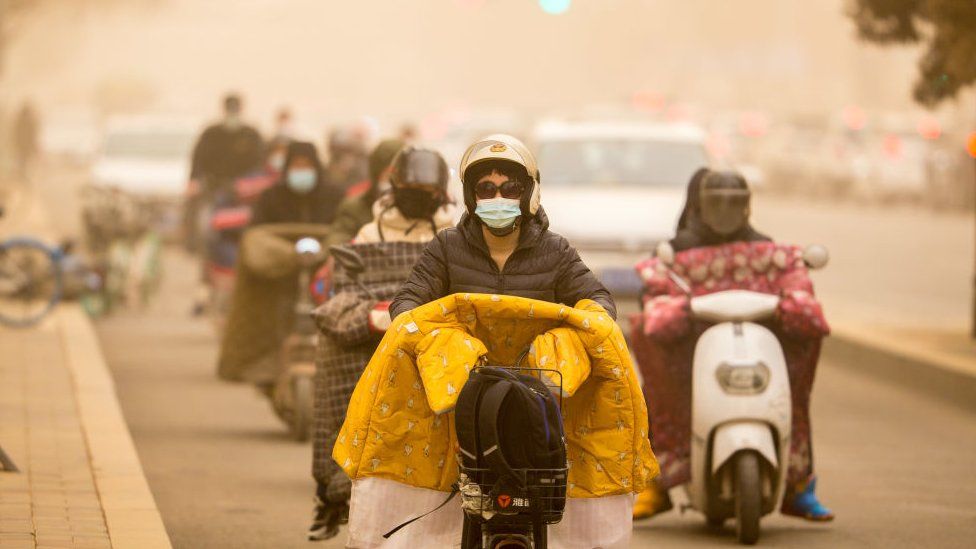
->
[753, 195, 973, 332]
[95, 250, 320, 549]
[94, 249, 976, 548]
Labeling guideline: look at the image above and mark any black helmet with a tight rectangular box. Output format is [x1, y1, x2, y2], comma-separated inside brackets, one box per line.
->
[390, 146, 449, 191]
[389, 146, 449, 219]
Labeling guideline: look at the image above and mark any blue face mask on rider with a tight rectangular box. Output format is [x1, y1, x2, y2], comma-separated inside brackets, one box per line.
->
[475, 197, 522, 235]
[286, 168, 317, 194]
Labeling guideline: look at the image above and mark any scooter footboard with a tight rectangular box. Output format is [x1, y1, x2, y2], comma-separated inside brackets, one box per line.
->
[710, 422, 778, 474]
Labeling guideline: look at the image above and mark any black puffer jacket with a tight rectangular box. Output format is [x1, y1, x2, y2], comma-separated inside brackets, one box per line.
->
[390, 209, 616, 320]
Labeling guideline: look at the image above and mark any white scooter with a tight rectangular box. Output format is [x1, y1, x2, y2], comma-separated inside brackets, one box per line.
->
[656, 242, 829, 545]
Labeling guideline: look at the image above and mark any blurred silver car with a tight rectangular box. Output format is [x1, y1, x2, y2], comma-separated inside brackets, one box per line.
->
[532, 120, 710, 296]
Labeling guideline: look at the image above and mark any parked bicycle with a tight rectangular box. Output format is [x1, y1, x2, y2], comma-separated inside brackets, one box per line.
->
[0, 235, 63, 328]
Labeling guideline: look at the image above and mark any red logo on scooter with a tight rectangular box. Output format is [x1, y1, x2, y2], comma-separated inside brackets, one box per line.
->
[496, 494, 512, 508]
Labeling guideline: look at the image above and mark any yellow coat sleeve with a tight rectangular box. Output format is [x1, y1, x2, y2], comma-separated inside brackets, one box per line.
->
[415, 328, 487, 414]
[527, 327, 591, 397]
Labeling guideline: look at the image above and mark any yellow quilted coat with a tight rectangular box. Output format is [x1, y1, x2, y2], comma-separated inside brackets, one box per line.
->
[333, 293, 658, 498]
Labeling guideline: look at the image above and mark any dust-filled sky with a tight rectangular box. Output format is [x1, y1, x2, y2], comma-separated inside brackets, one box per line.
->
[1, 0, 952, 131]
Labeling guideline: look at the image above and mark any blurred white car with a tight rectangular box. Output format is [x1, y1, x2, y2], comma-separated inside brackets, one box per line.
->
[532, 120, 710, 295]
[88, 117, 197, 238]
[91, 117, 196, 197]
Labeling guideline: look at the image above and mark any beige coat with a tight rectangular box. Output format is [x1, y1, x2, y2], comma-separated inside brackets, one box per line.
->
[353, 194, 456, 244]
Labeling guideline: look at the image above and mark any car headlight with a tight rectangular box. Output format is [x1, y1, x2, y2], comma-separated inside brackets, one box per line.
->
[716, 361, 770, 395]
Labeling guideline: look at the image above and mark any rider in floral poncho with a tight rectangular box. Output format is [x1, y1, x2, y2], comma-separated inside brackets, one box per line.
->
[630, 169, 834, 522]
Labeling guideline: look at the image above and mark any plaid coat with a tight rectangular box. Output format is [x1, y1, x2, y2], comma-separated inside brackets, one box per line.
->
[311, 241, 426, 501]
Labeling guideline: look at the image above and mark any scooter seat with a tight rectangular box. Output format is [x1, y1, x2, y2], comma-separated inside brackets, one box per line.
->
[690, 290, 779, 323]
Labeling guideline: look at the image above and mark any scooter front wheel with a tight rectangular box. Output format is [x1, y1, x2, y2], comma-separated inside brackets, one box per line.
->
[734, 451, 762, 545]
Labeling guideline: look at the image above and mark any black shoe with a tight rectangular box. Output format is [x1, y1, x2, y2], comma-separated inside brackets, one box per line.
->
[308, 495, 346, 541]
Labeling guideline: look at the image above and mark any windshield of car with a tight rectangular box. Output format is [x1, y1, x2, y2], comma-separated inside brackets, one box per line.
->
[538, 139, 708, 187]
[102, 130, 194, 159]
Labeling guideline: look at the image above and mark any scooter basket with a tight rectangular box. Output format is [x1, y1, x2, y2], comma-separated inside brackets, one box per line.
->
[458, 465, 568, 525]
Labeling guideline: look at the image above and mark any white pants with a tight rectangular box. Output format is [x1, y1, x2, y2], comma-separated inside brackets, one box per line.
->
[346, 478, 634, 549]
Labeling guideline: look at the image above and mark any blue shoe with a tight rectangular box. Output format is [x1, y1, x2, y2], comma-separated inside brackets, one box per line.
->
[781, 475, 834, 521]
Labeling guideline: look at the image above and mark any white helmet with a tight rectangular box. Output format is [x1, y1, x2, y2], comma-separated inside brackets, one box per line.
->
[459, 134, 541, 216]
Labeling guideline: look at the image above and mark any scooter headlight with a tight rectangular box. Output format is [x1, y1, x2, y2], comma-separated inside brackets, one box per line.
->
[716, 361, 770, 395]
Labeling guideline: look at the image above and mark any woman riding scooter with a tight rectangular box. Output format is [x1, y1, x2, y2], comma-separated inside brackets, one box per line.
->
[308, 146, 455, 541]
[332, 135, 650, 549]
[630, 169, 834, 522]
[216, 141, 341, 427]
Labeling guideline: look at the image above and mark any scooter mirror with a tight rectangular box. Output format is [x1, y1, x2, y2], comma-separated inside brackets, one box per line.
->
[655, 241, 675, 266]
[329, 245, 366, 279]
[295, 237, 322, 256]
[802, 244, 829, 270]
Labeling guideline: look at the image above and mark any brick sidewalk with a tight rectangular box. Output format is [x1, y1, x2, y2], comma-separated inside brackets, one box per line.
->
[0, 317, 110, 548]
[0, 307, 170, 549]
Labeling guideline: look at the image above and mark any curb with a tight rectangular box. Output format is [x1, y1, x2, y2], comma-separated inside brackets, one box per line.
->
[823, 329, 976, 412]
[59, 304, 173, 549]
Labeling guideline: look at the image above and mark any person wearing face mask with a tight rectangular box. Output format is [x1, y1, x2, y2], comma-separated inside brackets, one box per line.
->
[341, 137, 635, 549]
[306, 146, 453, 542]
[390, 134, 615, 321]
[218, 141, 342, 407]
[630, 169, 834, 523]
[250, 141, 344, 226]
[352, 145, 455, 244]
[325, 138, 404, 248]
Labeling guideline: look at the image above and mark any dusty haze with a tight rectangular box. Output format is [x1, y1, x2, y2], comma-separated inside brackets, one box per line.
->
[3, 0, 957, 131]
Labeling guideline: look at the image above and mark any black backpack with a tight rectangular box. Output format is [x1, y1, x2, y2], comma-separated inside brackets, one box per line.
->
[382, 366, 568, 541]
[455, 366, 568, 516]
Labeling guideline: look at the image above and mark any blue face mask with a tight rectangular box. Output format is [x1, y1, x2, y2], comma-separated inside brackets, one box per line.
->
[286, 168, 316, 194]
[475, 197, 522, 230]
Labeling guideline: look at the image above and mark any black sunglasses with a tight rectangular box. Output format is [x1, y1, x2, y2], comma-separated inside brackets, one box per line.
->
[474, 179, 525, 200]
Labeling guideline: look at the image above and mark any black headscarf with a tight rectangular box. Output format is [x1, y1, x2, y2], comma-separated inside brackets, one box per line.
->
[250, 141, 343, 226]
[670, 168, 771, 252]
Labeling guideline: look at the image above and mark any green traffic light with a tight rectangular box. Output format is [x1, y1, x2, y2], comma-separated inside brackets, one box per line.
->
[539, 0, 571, 15]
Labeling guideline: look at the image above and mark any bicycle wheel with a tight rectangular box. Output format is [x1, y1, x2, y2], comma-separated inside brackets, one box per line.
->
[0, 237, 62, 328]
